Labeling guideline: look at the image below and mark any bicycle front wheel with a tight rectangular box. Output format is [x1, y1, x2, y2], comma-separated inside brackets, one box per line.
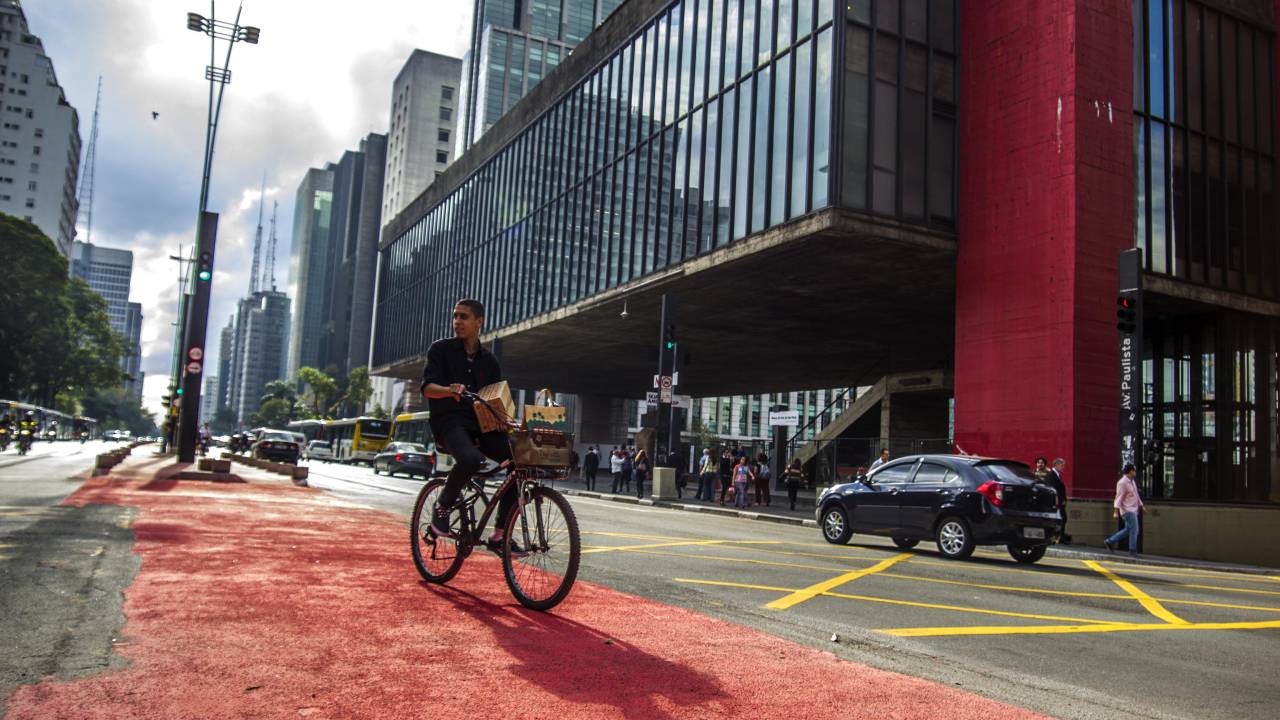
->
[502, 485, 580, 611]
[410, 478, 466, 583]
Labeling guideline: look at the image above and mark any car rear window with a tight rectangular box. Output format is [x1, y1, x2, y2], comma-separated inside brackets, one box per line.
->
[975, 462, 1038, 483]
[400, 443, 428, 453]
[262, 432, 294, 442]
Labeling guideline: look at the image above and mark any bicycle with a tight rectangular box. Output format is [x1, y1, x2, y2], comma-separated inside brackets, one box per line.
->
[410, 390, 581, 611]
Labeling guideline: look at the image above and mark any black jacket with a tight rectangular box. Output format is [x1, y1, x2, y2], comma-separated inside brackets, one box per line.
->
[420, 337, 502, 437]
[1045, 469, 1068, 508]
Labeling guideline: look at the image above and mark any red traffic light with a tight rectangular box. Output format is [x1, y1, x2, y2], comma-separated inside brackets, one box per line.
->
[1117, 297, 1135, 309]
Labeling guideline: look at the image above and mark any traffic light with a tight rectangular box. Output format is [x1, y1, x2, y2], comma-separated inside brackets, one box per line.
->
[1116, 296, 1138, 333]
[663, 322, 676, 351]
[175, 387, 184, 396]
[196, 250, 213, 282]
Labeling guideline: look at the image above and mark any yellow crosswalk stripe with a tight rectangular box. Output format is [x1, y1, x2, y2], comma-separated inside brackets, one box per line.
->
[765, 552, 915, 610]
[881, 619, 1280, 638]
[1085, 560, 1187, 624]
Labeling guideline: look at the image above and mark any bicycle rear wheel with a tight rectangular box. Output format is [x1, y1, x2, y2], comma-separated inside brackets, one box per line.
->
[501, 485, 580, 611]
[410, 478, 467, 583]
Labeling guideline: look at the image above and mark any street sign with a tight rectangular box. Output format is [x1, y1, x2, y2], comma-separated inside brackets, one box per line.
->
[660, 386, 673, 403]
[659, 375, 673, 390]
[646, 391, 658, 406]
[187, 347, 204, 361]
[186, 361, 203, 375]
[671, 394, 691, 408]
[769, 410, 800, 427]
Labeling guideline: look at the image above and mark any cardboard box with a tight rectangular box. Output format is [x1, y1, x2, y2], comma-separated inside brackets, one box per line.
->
[512, 429, 572, 467]
[475, 381, 516, 432]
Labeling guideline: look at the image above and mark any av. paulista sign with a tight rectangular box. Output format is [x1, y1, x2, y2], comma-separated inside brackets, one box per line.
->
[1117, 248, 1143, 471]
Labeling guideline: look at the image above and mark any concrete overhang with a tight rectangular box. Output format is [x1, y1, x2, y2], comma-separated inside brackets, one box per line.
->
[372, 208, 958, 399]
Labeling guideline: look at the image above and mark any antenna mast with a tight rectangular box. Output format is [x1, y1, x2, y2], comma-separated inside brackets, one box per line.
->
[75, 77, 102, 243]
[266, 200, 278, 291]
[249, 174, 264, 295]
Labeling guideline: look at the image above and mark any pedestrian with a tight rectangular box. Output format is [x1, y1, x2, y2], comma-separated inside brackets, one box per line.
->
[610, 450, 625, 493]
[583, 446, 600, 491]
[732, 456, 755, 509]
[784, 457, 804, 511]
[718, 448, 733, 505]
[1104, 464, 1144, 556]
[697, 448, 717, 501]
[1046, 457, 1072, 544]
[621, 449, 634, 494]
[1032, 456, 1050, 482]
[870, 448, 890, 469]
[633, 449, 650, 499]
[754, 452, 772, 507]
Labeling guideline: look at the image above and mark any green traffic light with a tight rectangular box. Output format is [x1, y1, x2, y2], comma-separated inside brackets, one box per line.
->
[175, 388, 184, 395]
[665, 341, 675, 350]
[198, 270, 212, 281]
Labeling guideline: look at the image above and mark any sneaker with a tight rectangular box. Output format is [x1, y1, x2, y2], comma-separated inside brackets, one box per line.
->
[428, 504, 453, 538]
[1104, 540, 1115, 553]
[485, 531, 529, 557]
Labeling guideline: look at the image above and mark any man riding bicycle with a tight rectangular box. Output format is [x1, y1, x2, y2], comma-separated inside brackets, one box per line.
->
[421, 299, 515, 551]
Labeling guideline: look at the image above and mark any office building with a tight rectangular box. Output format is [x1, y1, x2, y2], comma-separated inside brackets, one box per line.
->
[70, 241, 143, 401]
[383, 50, 463, 224]
[0, 0, 80, 256]
[201, 374, 218, 425]
[286, 167, 334, 378]
[227, 290, 290, 426]
[327, 133, 386, 380]
[459, 0, 627, 150]
[216, 316, 234, 415]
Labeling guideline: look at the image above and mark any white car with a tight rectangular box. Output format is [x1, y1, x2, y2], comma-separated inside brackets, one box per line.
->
[303, 440, 333, 462]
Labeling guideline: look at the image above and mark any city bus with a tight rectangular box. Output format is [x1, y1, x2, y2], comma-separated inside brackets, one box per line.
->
[326, 416, 392, 463]
[390, 411, 454, 476]
[286, 419, 328, 444]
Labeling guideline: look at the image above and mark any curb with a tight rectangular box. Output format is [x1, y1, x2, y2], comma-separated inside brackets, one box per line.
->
[1043, 544, 1278, 576]
[559, 487, 819, 528]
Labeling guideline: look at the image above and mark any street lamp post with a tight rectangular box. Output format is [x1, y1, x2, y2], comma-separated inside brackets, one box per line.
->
[173, 2, 260, 463]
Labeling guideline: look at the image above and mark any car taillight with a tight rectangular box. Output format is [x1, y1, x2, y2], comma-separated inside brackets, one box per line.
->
[977, 481, 1006, 507]
[395, 453, 403, 462]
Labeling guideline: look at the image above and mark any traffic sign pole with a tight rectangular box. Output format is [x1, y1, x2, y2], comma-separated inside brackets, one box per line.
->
[176, 211, 219, 462]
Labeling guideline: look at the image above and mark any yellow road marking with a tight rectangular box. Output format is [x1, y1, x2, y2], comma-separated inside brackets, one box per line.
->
[582, 539, 780, 555]
[1085, 560, 1187, 624]
[677, 578, 1124, 625]
[1153, 596, 1280, 614]
[1097, 563, 1280, 586]
[583, 531, 704, 542]
[766, 552, 915, 610]
[622, 548, 881, 573]
[879, 572, 1128, 600]
[1173, 583, 1280, 598]
[880, 619, 1280, 638]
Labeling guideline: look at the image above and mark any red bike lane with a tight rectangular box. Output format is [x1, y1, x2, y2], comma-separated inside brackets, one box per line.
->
[6, 459, 1045, 719]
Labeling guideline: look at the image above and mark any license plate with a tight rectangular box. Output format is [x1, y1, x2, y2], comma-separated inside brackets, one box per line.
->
[1022, 527, 1046, 539]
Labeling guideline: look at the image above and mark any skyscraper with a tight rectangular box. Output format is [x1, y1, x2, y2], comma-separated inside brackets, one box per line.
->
[216, 316, 234, 417]
[324, 133, 385, 379]
[458, 0, 626, 151]
[382, 51, 462, 225]
[286, 167, 334, 378]
[0, 0, 80, 256]
[227, 291, 290, 426]
[70, 241, 143, 400]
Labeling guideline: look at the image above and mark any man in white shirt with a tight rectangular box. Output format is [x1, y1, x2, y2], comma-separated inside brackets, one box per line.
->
[870, 448, 890, 469]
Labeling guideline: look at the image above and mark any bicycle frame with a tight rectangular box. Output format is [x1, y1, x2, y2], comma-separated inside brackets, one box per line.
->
[451, 465, 566, 546]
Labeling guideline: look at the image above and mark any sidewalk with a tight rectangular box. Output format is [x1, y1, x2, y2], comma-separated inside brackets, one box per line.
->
[550, 474, 1280, 577]
[4, 453, 1047, 720]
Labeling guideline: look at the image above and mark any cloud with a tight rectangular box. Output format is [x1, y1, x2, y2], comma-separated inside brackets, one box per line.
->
[24, 1, 470, 410]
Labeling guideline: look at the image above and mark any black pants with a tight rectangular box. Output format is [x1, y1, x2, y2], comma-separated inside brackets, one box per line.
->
[584, 468, 597, 490]
[438, 425, 514, 531]
[635, 471, 646, 498]
[1060, 502, 1072, 542]
[787, 482, 800, 510]
[719, 473, 731, 503]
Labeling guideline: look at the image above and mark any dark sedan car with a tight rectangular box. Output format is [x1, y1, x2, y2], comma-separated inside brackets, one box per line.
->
[372, 442, 434, 478]
[251, 430, 302, 464]
[816, 455, 1063, 563]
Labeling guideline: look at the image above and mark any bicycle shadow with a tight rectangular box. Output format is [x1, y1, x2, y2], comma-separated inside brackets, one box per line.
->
[425, 583, 731, 719]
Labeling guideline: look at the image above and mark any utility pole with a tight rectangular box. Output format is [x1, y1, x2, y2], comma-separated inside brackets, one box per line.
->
[656, 294, 678, 463]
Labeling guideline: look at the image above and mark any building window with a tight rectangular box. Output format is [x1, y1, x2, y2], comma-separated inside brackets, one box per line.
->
[32, 127, 40, 138]
[441, 86, 454, 101]
[31, 145, 38, 155]
[439, 107, 452, 122]
[23, 197, 32, 207]
[437, 128, 449, 143]
[26, 180, 35, 190]
[28, 162, 36, 172]
[1132, 0, 1276, 298]
[436, 150, 448, 164]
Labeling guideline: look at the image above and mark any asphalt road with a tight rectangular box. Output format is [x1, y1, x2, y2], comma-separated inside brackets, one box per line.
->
[299, 458, 1280, 720]
[0, 440, 139, 709]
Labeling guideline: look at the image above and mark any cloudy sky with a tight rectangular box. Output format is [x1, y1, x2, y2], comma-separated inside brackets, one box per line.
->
[27, 0, 472, 420]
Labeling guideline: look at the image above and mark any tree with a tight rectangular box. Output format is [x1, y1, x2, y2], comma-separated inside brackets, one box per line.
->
[339, 366, 373, 416]
[297, 366, 337, 418]
[81, 388, 158, 436]
[0, 214, 124, 404]
[369, 403, 390, 420]
[210, 407, 238, 435]
[251, 398, 293, 428]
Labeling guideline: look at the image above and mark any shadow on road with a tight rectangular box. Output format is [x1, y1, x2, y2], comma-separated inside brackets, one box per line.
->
[425, 582, 730, 719]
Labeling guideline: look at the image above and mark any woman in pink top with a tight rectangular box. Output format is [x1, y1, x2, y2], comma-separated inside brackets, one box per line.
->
[1104, 463, 1144, 556]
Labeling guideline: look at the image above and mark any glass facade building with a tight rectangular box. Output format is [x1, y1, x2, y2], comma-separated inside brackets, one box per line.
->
[1131, 0, 1278, 503]
[375, 0, 959, 363]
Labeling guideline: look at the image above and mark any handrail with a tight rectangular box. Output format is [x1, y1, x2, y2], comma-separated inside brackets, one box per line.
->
[786, 387, 854, 450]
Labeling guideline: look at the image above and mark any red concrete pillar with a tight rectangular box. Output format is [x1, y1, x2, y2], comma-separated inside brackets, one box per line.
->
[954, 0, 1134, 500]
